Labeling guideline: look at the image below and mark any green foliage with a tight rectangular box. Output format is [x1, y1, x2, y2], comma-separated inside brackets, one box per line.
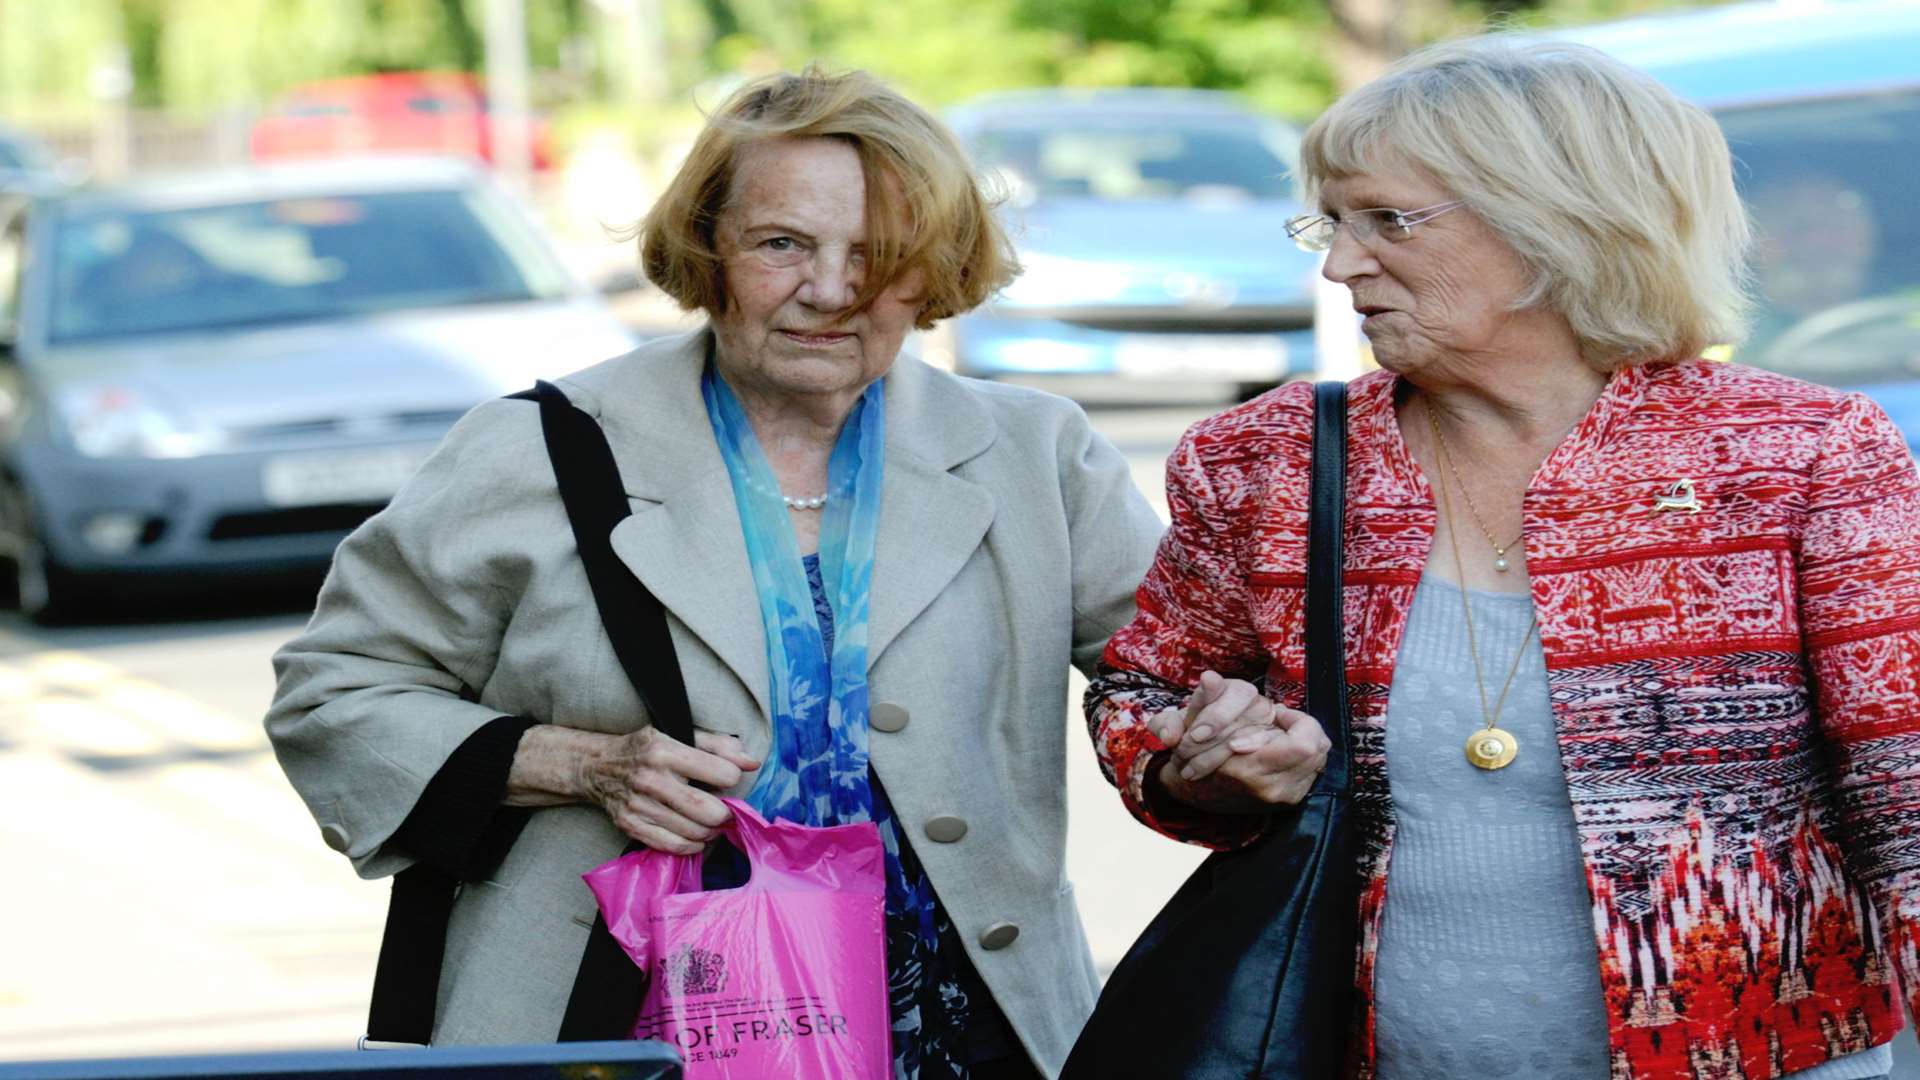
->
[0, 0, 1709, 123]
[0, 0, 124, 120]
[687, 0, 1338, 116]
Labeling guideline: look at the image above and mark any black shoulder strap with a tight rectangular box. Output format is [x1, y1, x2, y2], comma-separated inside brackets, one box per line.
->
[527, 380, 692, 742]
[524, 380, 678, 1041]
[1306, 380, 1352, 792]
[363, 862, 457, 1047]
[364, 383, 686, 1046]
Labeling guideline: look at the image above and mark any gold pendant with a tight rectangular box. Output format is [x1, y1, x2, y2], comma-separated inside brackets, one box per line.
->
[1465, 727, 1518, 770]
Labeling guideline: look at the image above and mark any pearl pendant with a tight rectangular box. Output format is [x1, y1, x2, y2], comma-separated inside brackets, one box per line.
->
[1494, 555, 1509, 572]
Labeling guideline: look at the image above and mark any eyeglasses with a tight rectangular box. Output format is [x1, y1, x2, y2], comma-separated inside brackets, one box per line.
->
[1284, 200, 1466, 252]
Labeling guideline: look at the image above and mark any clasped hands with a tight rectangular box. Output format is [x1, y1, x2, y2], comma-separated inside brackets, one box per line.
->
[1150, 671, 1332, 814]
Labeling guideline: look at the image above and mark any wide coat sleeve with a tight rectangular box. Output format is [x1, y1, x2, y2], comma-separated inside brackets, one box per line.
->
[1085, 393, 1304, 849]
[265, 396, 552, 880]
[1797, 391, 1920, 1029]
[1054, 400, 1168, 678]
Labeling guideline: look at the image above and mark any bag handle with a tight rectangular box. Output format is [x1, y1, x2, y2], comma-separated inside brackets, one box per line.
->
[520, 380, 704, 1040]
[1306, 380, 1352, 794]
[700, 799, 885, 889]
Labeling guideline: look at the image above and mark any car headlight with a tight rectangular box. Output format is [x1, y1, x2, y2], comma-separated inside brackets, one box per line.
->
[56, 386, 224, 458]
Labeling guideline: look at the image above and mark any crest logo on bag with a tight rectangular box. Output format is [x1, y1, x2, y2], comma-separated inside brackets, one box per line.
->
[665, 944, 730, 995]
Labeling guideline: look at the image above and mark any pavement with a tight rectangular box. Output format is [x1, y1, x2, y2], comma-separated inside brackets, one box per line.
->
[0, 635, 390, 1059]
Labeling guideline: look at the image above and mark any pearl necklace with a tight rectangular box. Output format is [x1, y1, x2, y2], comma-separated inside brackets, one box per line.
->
[740, 474, 851, 512]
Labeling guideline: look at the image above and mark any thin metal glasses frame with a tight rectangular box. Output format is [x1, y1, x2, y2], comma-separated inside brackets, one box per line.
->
[1284, 200, 1466, 252]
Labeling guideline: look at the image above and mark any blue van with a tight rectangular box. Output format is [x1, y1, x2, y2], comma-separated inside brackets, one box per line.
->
[1559, 1, 1920, 446]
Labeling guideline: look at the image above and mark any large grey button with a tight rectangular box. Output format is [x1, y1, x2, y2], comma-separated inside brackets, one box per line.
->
[869, 703, 909, 733]
[320, 824, 350, 853]
[979, 922, 1020, 950]
[924, 815, 969, 843]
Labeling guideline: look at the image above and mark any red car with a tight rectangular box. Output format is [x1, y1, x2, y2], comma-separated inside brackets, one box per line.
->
[251, 72, 553, 171]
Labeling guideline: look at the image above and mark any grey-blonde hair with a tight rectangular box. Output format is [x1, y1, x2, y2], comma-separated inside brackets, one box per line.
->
[1299, 35, 1754, 368]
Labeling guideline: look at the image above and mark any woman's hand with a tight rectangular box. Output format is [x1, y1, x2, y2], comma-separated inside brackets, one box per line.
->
[581, 728, 761, 854]
[508, 725, 760, 854]
[1149, 671, 1330, 814]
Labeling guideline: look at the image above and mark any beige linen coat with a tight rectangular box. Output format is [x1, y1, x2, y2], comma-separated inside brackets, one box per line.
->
[266, 329, 1164, 1072]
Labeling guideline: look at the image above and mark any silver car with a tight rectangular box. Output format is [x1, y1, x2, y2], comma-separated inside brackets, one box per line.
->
[0, 156, 637, 619]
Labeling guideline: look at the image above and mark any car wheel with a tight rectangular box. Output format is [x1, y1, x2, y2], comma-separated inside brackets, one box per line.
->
[0, 476, 81, 623]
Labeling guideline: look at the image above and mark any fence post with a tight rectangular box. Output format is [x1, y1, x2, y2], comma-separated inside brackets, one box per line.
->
[89, 44, 133, 180]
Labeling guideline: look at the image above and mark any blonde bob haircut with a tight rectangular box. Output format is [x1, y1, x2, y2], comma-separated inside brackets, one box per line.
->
[1299, 35, 1754, 368]
[640, 67, 1017, 330]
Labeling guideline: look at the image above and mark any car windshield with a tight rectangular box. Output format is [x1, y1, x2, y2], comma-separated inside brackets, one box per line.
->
[47, 186, 572, 343]
[970, 114, 1296, 203]
[1722, 88, 1920, 385]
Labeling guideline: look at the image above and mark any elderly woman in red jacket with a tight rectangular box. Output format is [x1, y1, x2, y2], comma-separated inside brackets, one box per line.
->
[1089, 35, 1920, 1080]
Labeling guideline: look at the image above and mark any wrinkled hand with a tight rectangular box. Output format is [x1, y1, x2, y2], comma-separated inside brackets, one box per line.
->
[579, 728, 760, 854]
[1149, 670, 1330, 814]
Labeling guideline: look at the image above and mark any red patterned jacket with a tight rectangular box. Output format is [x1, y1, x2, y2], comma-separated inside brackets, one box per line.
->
[1089, 360, 1920, 1080]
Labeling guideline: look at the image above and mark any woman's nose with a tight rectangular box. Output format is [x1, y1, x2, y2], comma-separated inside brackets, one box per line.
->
[801, 251, 861, 311]
[1319, 227, 1377, 286]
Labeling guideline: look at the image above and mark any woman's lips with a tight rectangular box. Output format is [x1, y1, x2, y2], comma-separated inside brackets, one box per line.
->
[780, 330, 854, 347]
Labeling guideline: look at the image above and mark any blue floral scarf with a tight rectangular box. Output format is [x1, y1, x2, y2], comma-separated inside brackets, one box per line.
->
[703, 364, 1007, 1076]
[701, 363, 891, 834]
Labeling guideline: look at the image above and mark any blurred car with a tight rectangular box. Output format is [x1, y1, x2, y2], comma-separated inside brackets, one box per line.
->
[0, 156, 636, 619]
[0, 125, 68, 198]
[1559, 1, 1920, 446]
[251, 72, 555, 171]
[936, 89, 1322, 398]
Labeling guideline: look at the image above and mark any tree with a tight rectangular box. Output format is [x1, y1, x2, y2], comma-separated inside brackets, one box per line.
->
[0, 0, 1712, 121]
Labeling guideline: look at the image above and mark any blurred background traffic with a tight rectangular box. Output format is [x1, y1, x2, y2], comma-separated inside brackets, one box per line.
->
[0, 0, 1916, 1068]
[2, 0, 1917, 620]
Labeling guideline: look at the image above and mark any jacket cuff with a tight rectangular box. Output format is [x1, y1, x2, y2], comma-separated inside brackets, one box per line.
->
[391, 715, 540, 880]
[1134, 748, 1267, 851]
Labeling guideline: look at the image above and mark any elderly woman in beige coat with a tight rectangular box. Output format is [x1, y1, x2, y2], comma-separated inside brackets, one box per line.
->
[267, 69, 1162, 1078]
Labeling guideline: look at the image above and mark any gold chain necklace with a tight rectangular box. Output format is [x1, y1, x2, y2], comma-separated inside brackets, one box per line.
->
[1424, 401, 1525, 572]
[1430, 423, 1538, 770]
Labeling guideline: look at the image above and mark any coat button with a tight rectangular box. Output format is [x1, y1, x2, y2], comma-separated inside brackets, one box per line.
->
[320, 824, 349, 853]
[979, 922, 1020, 950]
[869, 703, 909, 733]
[924, 815, 969, 843]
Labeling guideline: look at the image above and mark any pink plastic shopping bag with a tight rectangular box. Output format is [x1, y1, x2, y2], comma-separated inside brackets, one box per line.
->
[582, 797, 891, 1079]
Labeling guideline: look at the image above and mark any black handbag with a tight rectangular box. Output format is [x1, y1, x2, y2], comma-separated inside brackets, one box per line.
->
[363, 379, 686, 1046]
[1060, 380, 1356, 1079]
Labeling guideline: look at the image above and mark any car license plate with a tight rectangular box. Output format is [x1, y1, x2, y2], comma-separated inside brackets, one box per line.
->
[1114, 335, 1288, 379]
[261, 446, 437, 507]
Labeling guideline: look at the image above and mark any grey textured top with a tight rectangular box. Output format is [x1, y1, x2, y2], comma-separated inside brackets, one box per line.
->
[1373, 574, 1892, 1080]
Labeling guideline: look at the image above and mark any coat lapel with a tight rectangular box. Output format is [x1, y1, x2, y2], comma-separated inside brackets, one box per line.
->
[868, 357, 997, 665]
[590, 331, 772, 717]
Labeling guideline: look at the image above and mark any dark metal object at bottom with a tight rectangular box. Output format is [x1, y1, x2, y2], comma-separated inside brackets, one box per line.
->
[0, 1040, 682, 1080]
